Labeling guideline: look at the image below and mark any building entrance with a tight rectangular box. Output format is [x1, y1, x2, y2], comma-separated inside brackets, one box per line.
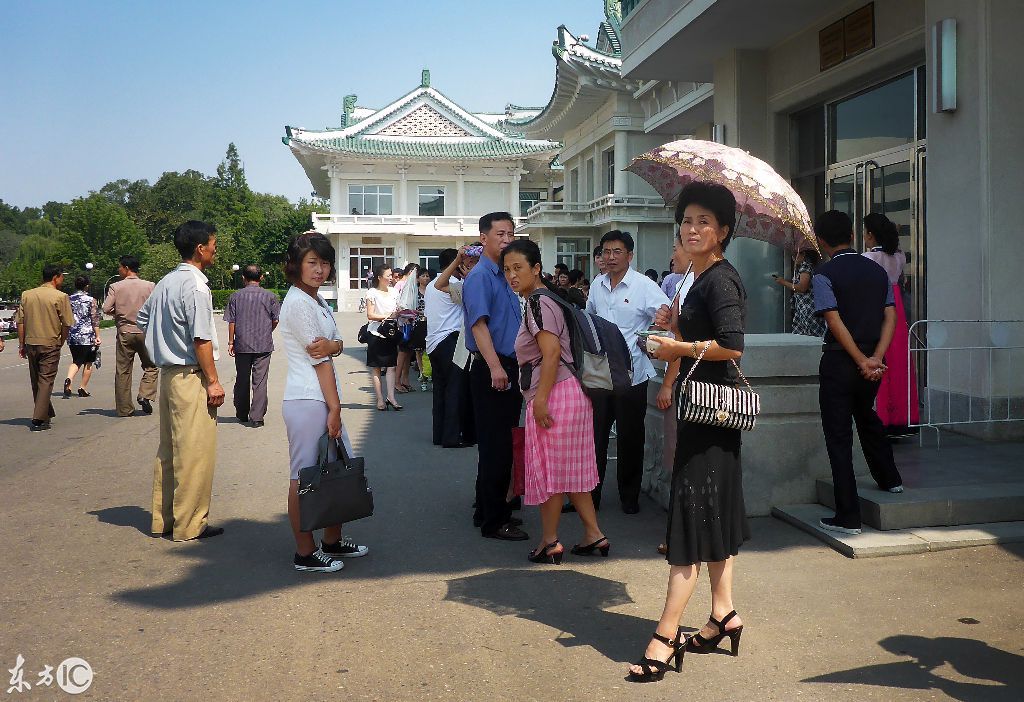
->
[827, 143, 926, 328]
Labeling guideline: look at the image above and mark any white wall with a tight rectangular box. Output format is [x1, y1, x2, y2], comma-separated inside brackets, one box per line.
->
[464, 181, 509, 217]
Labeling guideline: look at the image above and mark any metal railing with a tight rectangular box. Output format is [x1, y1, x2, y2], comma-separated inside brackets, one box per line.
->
[908, 319, 1024, 446]
[311, 213, 522, 232]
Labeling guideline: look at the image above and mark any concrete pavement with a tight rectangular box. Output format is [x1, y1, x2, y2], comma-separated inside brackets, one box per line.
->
[1, 313, 1022, 701]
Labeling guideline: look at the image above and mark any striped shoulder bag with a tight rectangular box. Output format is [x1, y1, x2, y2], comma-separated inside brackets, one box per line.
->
[678, 341, 760, 431]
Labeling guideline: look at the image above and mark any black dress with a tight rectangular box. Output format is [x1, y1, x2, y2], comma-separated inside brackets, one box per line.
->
[666, 259, 751, 566]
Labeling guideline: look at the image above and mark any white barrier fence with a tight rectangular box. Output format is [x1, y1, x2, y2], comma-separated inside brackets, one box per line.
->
[908, 319, 1024, 446]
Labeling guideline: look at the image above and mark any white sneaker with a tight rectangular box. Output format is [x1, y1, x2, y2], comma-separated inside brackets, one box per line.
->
[294, 548, 344, 572]
[888, 485, 905, 493]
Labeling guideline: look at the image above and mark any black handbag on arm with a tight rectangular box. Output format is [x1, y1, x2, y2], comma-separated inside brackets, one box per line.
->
[297, 433, 374, 532]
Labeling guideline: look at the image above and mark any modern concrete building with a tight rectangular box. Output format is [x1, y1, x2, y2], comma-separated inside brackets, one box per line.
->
[283, 70, 559, 310]
[619, 0, 1024, 438]
[507, 3, 678, 277]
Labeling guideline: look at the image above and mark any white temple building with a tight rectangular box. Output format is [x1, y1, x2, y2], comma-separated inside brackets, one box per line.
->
[283, 70, 559, 310]
[505, 3, 678, 277]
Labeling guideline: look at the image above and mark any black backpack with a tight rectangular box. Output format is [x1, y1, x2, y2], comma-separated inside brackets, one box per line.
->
[528, 287, 633, 397]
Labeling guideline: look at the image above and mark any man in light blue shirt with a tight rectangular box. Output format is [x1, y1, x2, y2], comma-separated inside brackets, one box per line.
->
[586, 230, 670, 513]
[136, 220, 225, 541]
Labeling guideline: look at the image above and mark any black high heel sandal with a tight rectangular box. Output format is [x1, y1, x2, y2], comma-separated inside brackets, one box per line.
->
[570, 536, 609, 557]
[527, 540, 563, 564]
[385, 399, 403, 411]
[686, 610, 743, 656]
[627, 629, 684, 683]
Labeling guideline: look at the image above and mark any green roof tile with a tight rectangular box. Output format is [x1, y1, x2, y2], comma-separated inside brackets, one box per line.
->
[289, 136, 557, 160]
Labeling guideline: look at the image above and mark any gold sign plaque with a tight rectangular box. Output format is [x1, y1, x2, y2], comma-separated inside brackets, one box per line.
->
[819, 20, 845, 71]
[844, 4, 875, 59]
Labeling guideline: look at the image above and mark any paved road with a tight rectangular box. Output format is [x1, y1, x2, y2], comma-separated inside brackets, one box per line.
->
[1, 314, 1021, 701]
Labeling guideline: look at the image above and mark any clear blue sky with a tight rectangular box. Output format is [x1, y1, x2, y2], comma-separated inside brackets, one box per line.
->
[0, 0, 607, 208]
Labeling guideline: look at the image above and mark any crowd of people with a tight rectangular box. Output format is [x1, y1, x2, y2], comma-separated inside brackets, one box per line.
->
[7, 183, 915, 681]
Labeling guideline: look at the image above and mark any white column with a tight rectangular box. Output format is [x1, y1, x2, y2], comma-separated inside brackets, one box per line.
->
[455, 165, 466, 216]
[397, 166, 409, 215]
[327, 164, 344, 216]
[592, 143, 601, 199]
[614, 130, 629, 196]
[507, 166, 521, 217]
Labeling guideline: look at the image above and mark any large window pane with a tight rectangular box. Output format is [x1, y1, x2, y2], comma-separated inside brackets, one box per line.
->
[519, 190, 541, 217]
[348, 184, 393, 216]
[831, 72, 915, 163]
[418, 186, 445, 216]
[792, 106, 825, 173]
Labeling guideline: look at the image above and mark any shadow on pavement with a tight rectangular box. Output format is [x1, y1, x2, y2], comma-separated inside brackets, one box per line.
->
[444, 568, 693, 663]
[89, 506, 152, 535]
[802, 634, 1023, 700]
[78, 408, 123, 417]
[0, 417, 34, 427]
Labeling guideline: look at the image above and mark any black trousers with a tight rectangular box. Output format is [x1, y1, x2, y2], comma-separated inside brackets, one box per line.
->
[469, 354, 522, 535]
[428, 332, 475, 447]
[819, 351, 903, 527]
[592, 380, 649, 509]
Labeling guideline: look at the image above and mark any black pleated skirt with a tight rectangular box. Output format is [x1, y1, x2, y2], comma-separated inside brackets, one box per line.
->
[665, 420, 750, 566]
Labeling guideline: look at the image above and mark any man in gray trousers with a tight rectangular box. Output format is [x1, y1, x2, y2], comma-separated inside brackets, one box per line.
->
[224, 265, 280, 427]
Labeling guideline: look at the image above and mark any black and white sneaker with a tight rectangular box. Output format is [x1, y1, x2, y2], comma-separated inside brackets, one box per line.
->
[819, 517, 862, 535]
[321, 537, 369, 558]
[294, 548, 344, 572]
[887, 485, 905, 494]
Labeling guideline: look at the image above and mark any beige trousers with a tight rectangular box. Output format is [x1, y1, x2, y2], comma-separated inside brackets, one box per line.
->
[115, 331, 158, 416]
[152, 366, 218, 540]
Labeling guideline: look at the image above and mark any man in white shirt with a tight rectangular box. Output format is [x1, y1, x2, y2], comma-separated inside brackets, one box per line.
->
[586, 230, 670, 513]
[425, 247, 476, 448]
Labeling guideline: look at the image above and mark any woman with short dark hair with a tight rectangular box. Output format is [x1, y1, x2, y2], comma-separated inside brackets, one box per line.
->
[365, 263, 401, 410]
[64, 275, 100, 398]
[279, 231, 368, 573]
[775, 248, 826, 337]
[628, 181, 750, 682]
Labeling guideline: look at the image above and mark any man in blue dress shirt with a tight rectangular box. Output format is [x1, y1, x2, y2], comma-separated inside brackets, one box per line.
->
[462, 212, 528, 541]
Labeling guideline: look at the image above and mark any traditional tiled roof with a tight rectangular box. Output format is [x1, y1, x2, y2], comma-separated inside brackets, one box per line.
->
[285, 133, 560, 161]
[284, 79, 558, 163]
[500, 24, 639, 138]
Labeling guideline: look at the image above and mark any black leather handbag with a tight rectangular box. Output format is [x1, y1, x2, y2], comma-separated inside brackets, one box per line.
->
[376, 319, 399, 340]
[297, 434, 374, 531]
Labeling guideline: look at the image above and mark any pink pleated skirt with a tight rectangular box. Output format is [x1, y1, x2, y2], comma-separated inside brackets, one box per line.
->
[523, 377, 598, 506]
[877, 284, 920, 428]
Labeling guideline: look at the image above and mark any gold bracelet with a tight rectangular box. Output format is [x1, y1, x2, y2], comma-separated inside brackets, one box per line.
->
[691, 341, 699, 358]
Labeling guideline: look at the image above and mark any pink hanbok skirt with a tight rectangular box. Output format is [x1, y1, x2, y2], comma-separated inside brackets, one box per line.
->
[523, 377, 598, 506]
[878, 283, 920, 428]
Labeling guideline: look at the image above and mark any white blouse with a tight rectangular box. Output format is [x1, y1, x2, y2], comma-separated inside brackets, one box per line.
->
[365, 287, 397, 334]
[279, 287, 343, 402]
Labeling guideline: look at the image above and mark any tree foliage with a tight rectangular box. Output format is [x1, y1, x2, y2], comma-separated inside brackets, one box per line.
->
[0, 144, 324, 298]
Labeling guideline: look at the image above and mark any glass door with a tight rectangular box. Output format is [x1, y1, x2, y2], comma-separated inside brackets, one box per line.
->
[826, 144, 926, 326]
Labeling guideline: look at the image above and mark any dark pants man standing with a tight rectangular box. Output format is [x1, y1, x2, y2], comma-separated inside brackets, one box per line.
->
[429, 332, 475, 447]
[469, 354, 522, 533]
[819, 352, 903, 525]
[233, 352, 272, 424]
[17, 265, 74, 430]
[591, 380, 649, 510]
[26, 345, 60, 423]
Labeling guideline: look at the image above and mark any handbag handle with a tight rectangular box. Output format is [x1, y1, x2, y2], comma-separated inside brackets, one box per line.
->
[681, 340, 754, 392]
[316, 432, 355, 470]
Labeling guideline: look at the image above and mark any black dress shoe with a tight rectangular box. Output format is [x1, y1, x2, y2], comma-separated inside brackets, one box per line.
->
[196, 526, 224, 539]
[622, 502, 640, 515]
[139, 398, 153, 415]
[249, 420, 265, 428]
[483, 524, 529, 541]
[235, 413, 248, 422]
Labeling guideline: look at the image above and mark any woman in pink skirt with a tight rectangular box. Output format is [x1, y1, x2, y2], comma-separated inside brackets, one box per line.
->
[502, 239, 608, 564]
[863, 213, 919, 435]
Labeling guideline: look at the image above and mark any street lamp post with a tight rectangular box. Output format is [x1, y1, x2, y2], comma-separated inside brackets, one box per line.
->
[231, 264, 240, 289]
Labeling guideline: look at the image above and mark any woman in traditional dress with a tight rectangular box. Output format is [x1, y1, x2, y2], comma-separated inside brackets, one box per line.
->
[863, 212, 919, 435]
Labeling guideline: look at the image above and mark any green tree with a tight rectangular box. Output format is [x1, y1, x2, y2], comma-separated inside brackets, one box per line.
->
[60, 194, 147, 286]
[0, 233, 60, 298]
[138, 242, 182, 282]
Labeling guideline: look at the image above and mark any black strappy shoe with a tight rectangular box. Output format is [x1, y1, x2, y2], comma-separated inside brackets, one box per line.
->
[570, 536, 610, 557]
[527, 540, 563, 564]
[686, 610, 743, 656]
[627, 629, 684, 683]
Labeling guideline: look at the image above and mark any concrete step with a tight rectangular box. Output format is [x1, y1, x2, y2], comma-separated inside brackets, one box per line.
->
[772, 503, 1024, 558]
[815, 478, 1024, 531]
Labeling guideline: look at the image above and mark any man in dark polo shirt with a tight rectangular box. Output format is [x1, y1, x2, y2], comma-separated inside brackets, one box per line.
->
[224, 265, 280, 427]
[462, 211, 528, 541]
[812, 210, 904, 535]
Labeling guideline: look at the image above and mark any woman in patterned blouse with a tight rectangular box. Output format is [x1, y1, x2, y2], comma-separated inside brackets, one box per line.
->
[64, 275, 101, 398]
